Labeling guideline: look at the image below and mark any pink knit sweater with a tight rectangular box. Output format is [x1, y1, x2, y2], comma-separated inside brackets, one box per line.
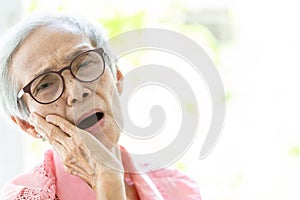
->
[0, 148, 201, 199]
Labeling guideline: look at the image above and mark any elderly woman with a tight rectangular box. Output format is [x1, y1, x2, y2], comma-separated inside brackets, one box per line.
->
[0, 14, 201, 199]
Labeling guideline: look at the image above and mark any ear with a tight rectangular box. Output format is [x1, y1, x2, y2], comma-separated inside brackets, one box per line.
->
[116, 67, 123, 94]
[10, 116, 39, 138]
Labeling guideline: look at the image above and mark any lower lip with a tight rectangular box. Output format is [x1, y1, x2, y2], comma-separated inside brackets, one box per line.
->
[85, 115, 105, 134]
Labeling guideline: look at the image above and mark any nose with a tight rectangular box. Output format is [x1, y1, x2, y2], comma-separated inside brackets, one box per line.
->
[63, 73, 92, 106]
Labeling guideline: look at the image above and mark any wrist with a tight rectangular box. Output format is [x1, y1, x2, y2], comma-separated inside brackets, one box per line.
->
[94, 168, 126, 199]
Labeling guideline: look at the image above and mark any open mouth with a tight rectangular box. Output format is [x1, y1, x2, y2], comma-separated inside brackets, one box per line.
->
[77, 112, 104, 130]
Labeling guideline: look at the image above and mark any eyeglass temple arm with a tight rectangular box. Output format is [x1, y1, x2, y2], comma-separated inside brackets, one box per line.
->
[17, 89, 24, 99]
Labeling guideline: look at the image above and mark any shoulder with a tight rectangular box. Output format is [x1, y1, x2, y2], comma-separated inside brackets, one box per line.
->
[147, 167, 201, 200]
[0, 149, 57, 200]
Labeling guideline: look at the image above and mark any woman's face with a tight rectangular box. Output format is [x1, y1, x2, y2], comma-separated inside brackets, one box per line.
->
[11, 25, 123, 146]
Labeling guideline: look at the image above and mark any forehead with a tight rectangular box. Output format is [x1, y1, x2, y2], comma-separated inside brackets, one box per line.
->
[11, 25, 92, 86]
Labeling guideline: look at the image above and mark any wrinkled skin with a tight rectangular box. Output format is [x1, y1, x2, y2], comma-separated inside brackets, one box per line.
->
[10, 24, 138, 199]
[30, 113, 123, 190]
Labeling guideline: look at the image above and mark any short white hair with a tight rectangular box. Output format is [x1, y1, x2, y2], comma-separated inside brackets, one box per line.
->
[0, 13, 116, 120]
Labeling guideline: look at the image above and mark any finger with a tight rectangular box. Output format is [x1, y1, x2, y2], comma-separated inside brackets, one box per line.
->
[46, 114, 110, 151]
[51, 139, 66, 154]
[79, 132, 123, 170]
[46, 115, 123, 169]
[64, 165, 93, 188]
[46, 114, 79, 137]
[30, 112, 67, 142]
[65, 161, 93, 177]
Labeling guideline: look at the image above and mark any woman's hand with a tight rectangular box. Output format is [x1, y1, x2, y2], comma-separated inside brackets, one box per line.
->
[29, 112, 126, 199]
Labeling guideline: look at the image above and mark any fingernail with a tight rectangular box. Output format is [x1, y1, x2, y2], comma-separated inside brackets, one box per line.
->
[46, 115, 53, 122]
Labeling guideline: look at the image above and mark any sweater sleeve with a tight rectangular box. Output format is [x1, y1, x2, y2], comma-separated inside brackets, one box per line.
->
[0, 183, 57, 200]
[148, 168, 201, 200]
[0, 150, 57, 200]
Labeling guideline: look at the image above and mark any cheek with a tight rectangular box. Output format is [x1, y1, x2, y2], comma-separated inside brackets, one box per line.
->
[94, 71, 117, 100]
[26, 99, 64, 118]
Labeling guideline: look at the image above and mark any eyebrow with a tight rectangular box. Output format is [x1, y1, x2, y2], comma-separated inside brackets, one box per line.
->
[32, 48, 88, 78]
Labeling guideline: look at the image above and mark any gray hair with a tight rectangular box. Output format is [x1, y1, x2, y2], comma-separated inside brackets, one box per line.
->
[0, 13, 116, 120]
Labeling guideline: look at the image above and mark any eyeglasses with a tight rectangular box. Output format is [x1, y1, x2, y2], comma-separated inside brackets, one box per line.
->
[17, 48, 106, 104]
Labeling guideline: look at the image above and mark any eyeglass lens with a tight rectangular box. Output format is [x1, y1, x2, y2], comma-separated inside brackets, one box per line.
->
[30, 51, 104, 103]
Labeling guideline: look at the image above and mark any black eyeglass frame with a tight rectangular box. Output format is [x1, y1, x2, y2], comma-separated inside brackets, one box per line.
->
[17, 48, 106, 105]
